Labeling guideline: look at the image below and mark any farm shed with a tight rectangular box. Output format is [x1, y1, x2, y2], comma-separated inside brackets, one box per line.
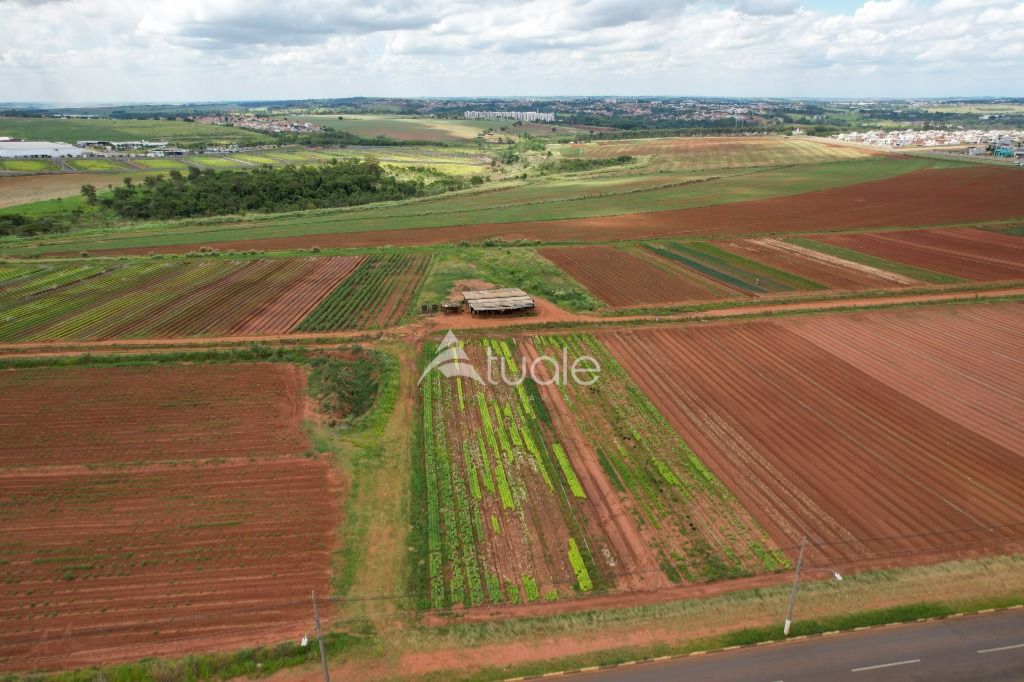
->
[462, 288, 535, 314]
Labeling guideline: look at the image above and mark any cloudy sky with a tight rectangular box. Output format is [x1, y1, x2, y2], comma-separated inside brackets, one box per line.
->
[1, 0, 1021, 103]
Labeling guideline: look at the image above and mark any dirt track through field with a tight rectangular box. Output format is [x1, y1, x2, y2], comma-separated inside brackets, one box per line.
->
[86, 166, 1024, 255]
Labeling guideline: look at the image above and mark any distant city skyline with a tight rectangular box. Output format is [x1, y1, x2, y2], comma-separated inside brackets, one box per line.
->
[1, 0, 1021, 103]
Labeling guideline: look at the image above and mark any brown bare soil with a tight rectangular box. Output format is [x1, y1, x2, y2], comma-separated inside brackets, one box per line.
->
[0, 363, 340, 672]
[785, 304, 1024, 454]
[93, 167, 1024, 255]
[540, 245, 728, 307]
[0, 173, 118, 208]
[0, 363, 309, 466]
[233, 256, 363, 334]
[599, 303, 1024, 568]
[720, 237, 918, 289]
[812, 227, 1024, 281]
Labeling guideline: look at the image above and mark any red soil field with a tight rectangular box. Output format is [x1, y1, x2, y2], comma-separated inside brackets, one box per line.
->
[0, 363, 338, 672]
[812, 227, 1024, 281]
[95, 166, 1024, 255]
[540, 245, 730, 307]
[0, 363, 309, 467]
[719, 237, 917, 289]
[232, 255, 363, 334]
[786, 303, 1024, 455]
[0, 459, 338, 671]
[599, 304, 1024, 567]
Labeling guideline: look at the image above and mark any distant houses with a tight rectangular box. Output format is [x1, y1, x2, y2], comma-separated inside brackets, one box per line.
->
[464, 111, 555, 123]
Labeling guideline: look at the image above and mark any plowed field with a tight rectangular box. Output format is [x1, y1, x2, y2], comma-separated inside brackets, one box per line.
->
[0, 363, 339, 671]
[539, 246, 731, 307]
[719, 237, 918, 289]
[87, 166, 1024, 253]
[600, 303, 1024, 568]
[812, 227, 1024, 281]
[0, 364, 309, 466]
[0, 256, 363, 342]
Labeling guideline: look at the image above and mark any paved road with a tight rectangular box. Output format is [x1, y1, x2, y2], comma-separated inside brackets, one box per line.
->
[579, 609, 1024, 681]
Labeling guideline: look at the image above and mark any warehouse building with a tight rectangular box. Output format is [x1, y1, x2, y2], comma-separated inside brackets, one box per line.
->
[0, 141, 84, 158]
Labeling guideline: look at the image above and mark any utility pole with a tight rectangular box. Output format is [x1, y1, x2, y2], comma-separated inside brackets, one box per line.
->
[312, 590, 330, 682]
[783, 536, 807, 637]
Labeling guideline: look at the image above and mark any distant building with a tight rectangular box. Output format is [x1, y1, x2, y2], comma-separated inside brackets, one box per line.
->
[0, 141, 84, 158]
[464, 111, 555, 123]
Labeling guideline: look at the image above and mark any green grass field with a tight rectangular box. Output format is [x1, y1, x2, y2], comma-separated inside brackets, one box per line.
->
[297, 114, 584, 143]
[552, 136, 878, 172]
[297, 114, 493, 142]
[0, 159, 59, 172]
[188, 156, 246, 168]
[0, 194, 91, 217]
[0, 157, 939, 256]
[131, 158, 189, 170]
[416, 246, 599, 312]
[65, 158, 130, 171]
[230, 153, 279, 164]
[0, 117, 274, 146]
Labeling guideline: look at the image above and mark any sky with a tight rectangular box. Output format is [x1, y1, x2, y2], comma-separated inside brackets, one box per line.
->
[0, 0, 1021, 104]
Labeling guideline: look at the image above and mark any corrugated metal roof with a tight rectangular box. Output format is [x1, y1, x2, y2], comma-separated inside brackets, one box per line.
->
[462, 288, 530, 301]
[462, 288, 534, 312]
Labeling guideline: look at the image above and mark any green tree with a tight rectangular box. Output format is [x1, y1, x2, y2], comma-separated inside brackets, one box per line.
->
[79, 184, 97, 205]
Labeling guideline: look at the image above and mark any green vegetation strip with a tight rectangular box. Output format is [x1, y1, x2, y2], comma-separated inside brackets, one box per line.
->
[297, 253, 430, 331]
[787, 237, 965, 284]
[0, 157, 935, 257]
[649, 241, 824, 293]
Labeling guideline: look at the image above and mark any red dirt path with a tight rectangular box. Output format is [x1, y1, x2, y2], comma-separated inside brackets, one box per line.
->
[91, 166, 1024, 255]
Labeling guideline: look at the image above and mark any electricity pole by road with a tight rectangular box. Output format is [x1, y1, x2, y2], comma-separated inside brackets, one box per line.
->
[783, 536, 843, 636]
[783, 537, 807, 636]
[312, 590, 330, 682]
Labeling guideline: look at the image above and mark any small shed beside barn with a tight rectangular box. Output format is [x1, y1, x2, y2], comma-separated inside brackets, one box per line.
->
[461, 288, 535, 315]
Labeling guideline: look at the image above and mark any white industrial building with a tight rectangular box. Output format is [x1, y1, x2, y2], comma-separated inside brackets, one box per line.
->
[0, 141, 84, 158]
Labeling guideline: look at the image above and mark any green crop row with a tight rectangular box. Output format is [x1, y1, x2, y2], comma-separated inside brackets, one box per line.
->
[297, 253, 429, 331]
[552, 443, 586, 499]
[568, 539, 593, 592]
[532, 333, 791, 582]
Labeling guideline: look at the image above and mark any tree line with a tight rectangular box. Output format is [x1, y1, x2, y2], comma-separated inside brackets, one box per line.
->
[90, 158, 452, 221]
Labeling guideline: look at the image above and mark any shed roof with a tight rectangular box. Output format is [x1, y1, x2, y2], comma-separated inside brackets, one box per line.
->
[462, 288, 534, 312]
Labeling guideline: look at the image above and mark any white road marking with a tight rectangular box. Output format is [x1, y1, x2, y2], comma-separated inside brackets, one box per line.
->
[851, 659, 921, 672]
[978, 642, 1024, 654]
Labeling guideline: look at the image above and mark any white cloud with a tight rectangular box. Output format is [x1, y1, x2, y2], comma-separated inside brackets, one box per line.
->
[0, 0, 1021, 102]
